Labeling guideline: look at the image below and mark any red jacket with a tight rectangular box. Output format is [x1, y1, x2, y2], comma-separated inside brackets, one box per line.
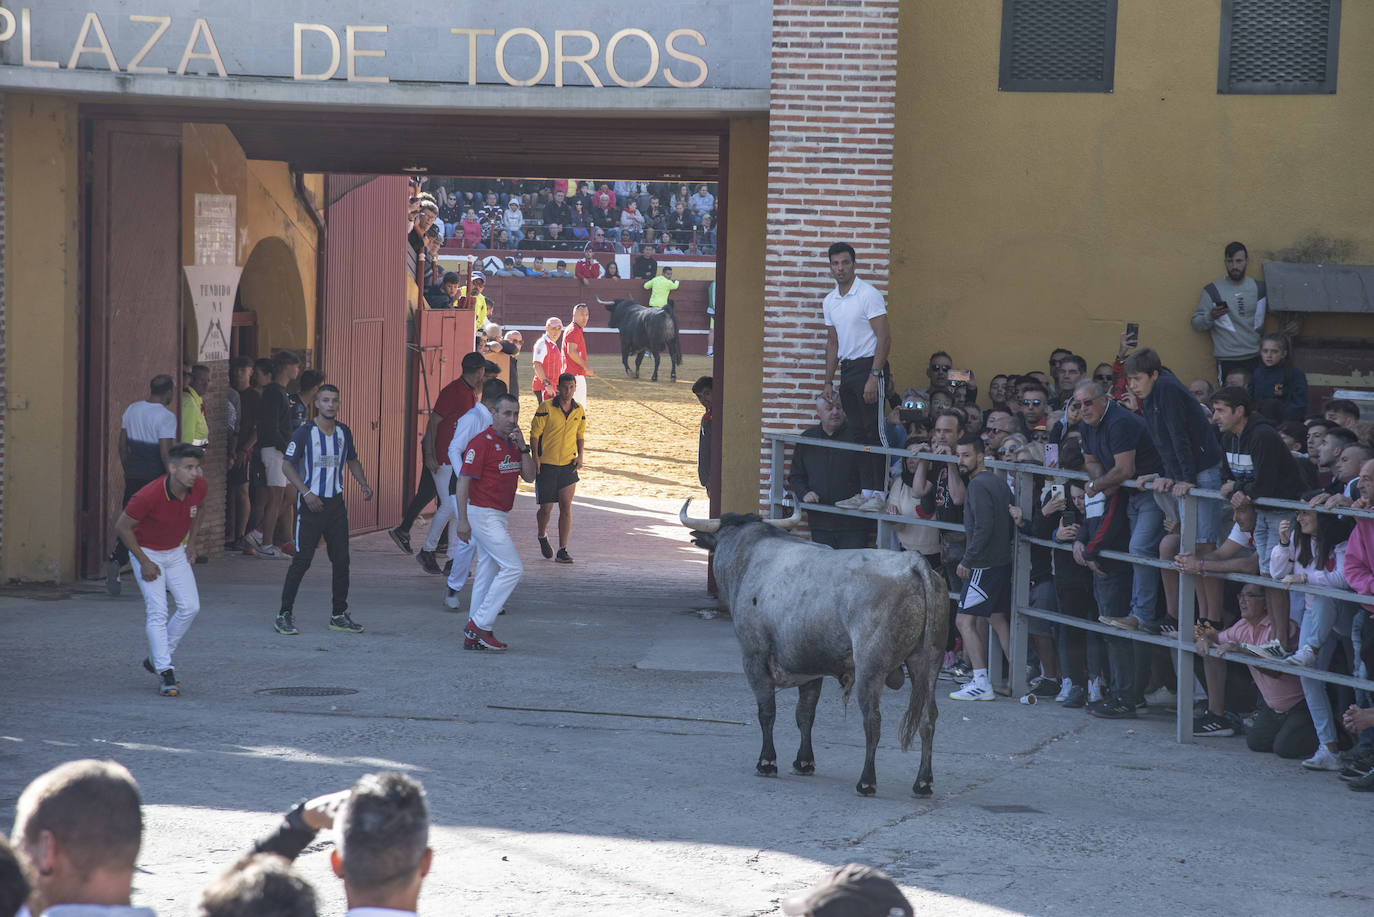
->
[574, 258, 602, 280]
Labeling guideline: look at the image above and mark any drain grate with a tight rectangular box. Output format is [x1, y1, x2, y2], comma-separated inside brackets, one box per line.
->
[254, 687, 359, 697]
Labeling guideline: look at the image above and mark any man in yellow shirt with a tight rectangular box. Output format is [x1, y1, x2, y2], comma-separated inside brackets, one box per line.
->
[530, 373, 586, 564]
[181, 363, 210, 446]
[643, 266, 679, 309]
[460, 271, 491, 331]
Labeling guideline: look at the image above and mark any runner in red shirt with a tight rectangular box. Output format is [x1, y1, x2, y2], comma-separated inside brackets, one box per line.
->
[416, 352, 489, 574]
[115, 443, 208, 696]
[453, 393, 536, 651]
[562, 303, 595, 407]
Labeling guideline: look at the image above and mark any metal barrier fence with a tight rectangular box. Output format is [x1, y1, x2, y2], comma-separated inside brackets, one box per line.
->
[765, 432, 1374, 744]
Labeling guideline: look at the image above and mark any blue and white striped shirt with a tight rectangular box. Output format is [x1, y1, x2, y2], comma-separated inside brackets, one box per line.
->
[284, 420, 357, 499]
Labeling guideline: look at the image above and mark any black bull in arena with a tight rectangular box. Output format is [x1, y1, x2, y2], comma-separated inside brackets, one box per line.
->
[599, 297, 682, 382]
[680, 501, 949, 797]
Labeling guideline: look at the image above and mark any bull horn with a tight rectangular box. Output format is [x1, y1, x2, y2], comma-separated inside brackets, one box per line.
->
[595, 296, 616, 305]
[764, 503, 803, 531]
[679, 499, 721, 533]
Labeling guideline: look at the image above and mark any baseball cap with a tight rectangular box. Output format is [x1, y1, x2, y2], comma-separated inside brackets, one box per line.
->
[780, 864, 911, 917]
[471, 271, 486, 282]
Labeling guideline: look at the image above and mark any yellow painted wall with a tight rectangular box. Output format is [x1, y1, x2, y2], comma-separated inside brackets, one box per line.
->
[180, 125, 319, 360]
[891, 0, 1374, 394]
[720, 116, 768, 513]
[2, 95, 81, 582]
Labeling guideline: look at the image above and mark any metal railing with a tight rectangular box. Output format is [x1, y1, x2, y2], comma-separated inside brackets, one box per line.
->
[764, 432, 1374, 744]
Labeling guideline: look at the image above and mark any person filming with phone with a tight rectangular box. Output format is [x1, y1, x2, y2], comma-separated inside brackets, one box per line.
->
[1190, 240, 1267, 383]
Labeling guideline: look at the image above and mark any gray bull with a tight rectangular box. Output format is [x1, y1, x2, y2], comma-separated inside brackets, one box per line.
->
[680, 501, 949, 797]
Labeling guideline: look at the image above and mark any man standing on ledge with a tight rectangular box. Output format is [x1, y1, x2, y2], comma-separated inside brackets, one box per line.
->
[1190, 240, 1267, 382]
[454, 393, 537, 651]
[820, 242, 891, 511]
[273, 384, 373, 637]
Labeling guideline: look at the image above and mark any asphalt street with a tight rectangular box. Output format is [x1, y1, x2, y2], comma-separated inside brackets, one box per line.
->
[0, 495, 1369, 916]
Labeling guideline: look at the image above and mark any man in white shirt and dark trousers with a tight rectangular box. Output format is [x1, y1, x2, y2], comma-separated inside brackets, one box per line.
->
[442, 378, 506, 609]
[106, 375, 178, 595]
[273, 384, 374, 637]
[819, 242, 891, 511]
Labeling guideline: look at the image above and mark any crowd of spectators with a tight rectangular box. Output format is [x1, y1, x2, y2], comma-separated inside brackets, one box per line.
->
[789, 319, 1374, 788]
[414, 177, 718, 256]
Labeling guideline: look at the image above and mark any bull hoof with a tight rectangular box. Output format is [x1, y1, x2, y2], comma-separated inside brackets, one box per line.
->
[670, 373, 677, 382]
[912, 779, 933, 798]
[791, 760, 815, 776]
[651, 375, 659, 382]
[856, 781, 877, 797]
[885, 667, 906, 690]
[756, 760, 778, 777]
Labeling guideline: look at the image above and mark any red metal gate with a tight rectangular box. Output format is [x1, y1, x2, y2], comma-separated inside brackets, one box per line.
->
[321, 176, 408, 534]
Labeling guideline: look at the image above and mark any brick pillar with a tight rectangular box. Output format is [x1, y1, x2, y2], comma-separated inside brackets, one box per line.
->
[760, 0, 900, 507]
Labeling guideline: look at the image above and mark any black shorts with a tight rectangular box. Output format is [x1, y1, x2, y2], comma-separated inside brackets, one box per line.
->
[958, 564, 1012, 618]
[535, 462, 579, 504]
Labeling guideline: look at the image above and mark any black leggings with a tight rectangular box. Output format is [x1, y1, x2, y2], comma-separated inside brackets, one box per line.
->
[399, 467, 438, 532]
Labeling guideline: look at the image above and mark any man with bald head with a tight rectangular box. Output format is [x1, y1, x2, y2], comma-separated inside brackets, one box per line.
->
[789, 397, 870, 549]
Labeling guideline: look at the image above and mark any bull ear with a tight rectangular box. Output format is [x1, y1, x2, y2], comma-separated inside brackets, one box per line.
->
[763, 503, 803, 531]
[679, 499, 721, 533]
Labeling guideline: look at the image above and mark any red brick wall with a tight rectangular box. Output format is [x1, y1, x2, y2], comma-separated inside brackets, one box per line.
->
[759, 0, 900, 506]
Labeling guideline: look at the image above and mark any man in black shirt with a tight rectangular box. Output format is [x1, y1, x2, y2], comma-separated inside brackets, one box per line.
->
[251, 350, 301, 559]
[542, 188, 572, 237]
[788, 397, 871, 549]
[631, 244, 659, 280]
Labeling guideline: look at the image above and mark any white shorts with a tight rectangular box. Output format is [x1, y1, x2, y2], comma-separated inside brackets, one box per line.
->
[262, 446, 289, 487]
[573, 374, 587, 406]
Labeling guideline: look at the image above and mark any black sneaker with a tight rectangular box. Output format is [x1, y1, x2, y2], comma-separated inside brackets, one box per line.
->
[539, 535, 554, 559]
[1088, 696, 1137, 719]
[1350, 768, 1374, 792]
[1192, 712, 1235, 737]
[443, 559, 453, 576]
[389, 526, 413, 554]
[417, 550, 442, 574]
[274, 613, 299, 636]
[555, 548, 574, 564]
[329, 613, 364, 634]
[1339, 749, 1374, 781]
[1028, 677, 1061, 698]
[105, 558, 122, 596]
[142, 657, 157, 675]
[159, 669, 180, 697]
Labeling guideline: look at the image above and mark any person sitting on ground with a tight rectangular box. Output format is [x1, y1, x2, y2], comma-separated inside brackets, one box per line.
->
[198, 853, 317, 917]
[11, 760, 149, 917]
[1324, 398, 1360, 429]
[1192, 585, 1316, 757]
[1247, 333, 1308, 422]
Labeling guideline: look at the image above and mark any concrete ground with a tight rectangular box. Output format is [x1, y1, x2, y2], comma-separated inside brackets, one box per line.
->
[0, 494, 1369, 917]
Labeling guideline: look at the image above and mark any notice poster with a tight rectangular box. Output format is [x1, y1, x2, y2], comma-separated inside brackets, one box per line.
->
[184, 265, 242, 363]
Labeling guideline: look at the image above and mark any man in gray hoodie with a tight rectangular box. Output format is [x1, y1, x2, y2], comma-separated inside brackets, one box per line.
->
[949, 433, 1014, 702]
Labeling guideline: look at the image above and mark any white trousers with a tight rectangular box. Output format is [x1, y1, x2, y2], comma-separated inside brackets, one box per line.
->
[468, 505, 523, 631]
[133, 546, 201, 673]
[423, 464, 457, 552]
[573, 375, 587, 408]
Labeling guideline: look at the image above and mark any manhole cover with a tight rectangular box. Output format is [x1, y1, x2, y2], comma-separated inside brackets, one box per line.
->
[254, 687, 359, 697]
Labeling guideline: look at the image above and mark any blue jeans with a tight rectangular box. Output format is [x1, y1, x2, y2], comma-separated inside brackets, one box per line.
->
[1191, 463, 1225, 547]
[1092, 566, 1135, 699]
[1300, 602, 1356, 744]
[1127, 490, 1164, 625]
[1253, 509, 1292, 582]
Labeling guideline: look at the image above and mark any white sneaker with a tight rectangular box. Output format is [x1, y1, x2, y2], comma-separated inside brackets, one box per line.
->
[1302, 746, 1341, 771]
[834, 492, 869, 509]
[949, 681, 996, 701]
[1054, 679, 1075, 703]
[256, 544, 280, 558]
[856, 494, 886, 513]
[1088, 677, 1104, 704]
[1144, 686, 1177, 709]
[706, 346, 714, 356]
[1285, 644, 1318, 667]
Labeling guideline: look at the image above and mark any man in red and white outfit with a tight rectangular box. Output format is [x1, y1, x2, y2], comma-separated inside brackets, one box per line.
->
[114, 443, 209, 696]
[453, 393, 536, 651]
[532, 317, 564, 402]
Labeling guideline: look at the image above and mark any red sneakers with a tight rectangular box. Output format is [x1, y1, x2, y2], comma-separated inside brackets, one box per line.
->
[463, 620, 508, 652]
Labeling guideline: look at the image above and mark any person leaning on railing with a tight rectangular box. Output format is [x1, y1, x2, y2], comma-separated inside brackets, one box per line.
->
[1171, 500, 1260, 635]
[1333, 457, 1374, 788]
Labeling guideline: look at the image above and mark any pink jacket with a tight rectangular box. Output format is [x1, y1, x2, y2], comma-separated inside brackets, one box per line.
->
[1343, 517, 1374, 613]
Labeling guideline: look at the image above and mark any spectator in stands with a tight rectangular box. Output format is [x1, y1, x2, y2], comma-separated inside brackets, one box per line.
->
[632, 244, 658, 280]
[1192, 585, 1316, 756]
[425, 271, 462, 309]
[604, 261, 623, 280]
[589, 229, 616, 254]
[1019, 380, 1051, 438]
[500, 199, 525, 246]
[198, 853, 317, 917]
[495, 257, 519, 277]
[459, 209, 482, 249]
[1189, 377, 1214, 405]
[986, 374, 1010, 411]
[542, 188, 572, 236]
[1055, 355, 1086, 409]
[887, 441, 942, 569]
[461, 272, 490, 329]
[1191, 241, 1266, 381]
[667, 201, 695, 248]
[575, 250, 602, 281]
[544, 224, 572, 250]
[568, 200, 590, 240]
[1312, 429, 1362, 501]
[789, 397, 870, 549]
[1248, 333, 1308, 422]
[919, 352, 952, 400]
[1224, 366, 1252, 391]
[1213, 385, 1303, 647]
[645, 198, 667, 240]
[592, 193, 620, 242]
[698, 213, 717, 254]
[1325, 398, 1361, 429]
[659, 232, 684, 255]
[11, 760, 146, 917]
[409, 201, 438, 255]
[492, 229, 512, 250]
[478, 192, 502, 237]
[981, 408, 1020, 455]
[619, 200, 645, 245]
[549, 260, 573, 278]
[526, 256, 549, 278]
[690, 184, 715, 220]
[914, 409, 967, 595]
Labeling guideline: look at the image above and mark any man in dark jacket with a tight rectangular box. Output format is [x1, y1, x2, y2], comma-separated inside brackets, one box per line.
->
[1212, 385, 1303, 647]
[693, 376, 713, 489]
[1075, 455, 1136, 718]
[788, 397, 871, 549]
[1125, 347, 1227, 624]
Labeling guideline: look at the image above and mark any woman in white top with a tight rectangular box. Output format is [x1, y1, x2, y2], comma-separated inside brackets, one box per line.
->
[886, 442, 941, 566]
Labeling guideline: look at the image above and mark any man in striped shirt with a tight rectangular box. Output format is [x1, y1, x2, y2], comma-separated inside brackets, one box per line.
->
[273, 384, 374, 637]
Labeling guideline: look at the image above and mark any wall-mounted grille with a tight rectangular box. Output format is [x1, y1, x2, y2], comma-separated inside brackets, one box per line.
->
[998, 0, 1118, 93]
[1219, 0, 1341, 94]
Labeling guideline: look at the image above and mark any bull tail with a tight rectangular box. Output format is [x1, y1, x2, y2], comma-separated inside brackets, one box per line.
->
[898, 560, 950, 752]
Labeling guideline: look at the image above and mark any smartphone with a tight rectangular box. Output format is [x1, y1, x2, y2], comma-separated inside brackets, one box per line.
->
[947, 369, 971, 385]
[1125, 322, 1139, 341]
[1061, 506, 1078, 526]
[1041, 482, 1066, 505]
[1043, 442, 1059, 467]
[1212, 299, 1228, 313]
[899, 408, 923, 423]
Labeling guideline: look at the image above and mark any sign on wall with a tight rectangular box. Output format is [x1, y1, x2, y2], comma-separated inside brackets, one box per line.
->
[186, 193, 239, 362]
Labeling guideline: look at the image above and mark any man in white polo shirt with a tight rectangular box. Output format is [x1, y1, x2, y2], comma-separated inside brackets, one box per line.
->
[106, 374, 178, 596]
[819, 241, 891, 511]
